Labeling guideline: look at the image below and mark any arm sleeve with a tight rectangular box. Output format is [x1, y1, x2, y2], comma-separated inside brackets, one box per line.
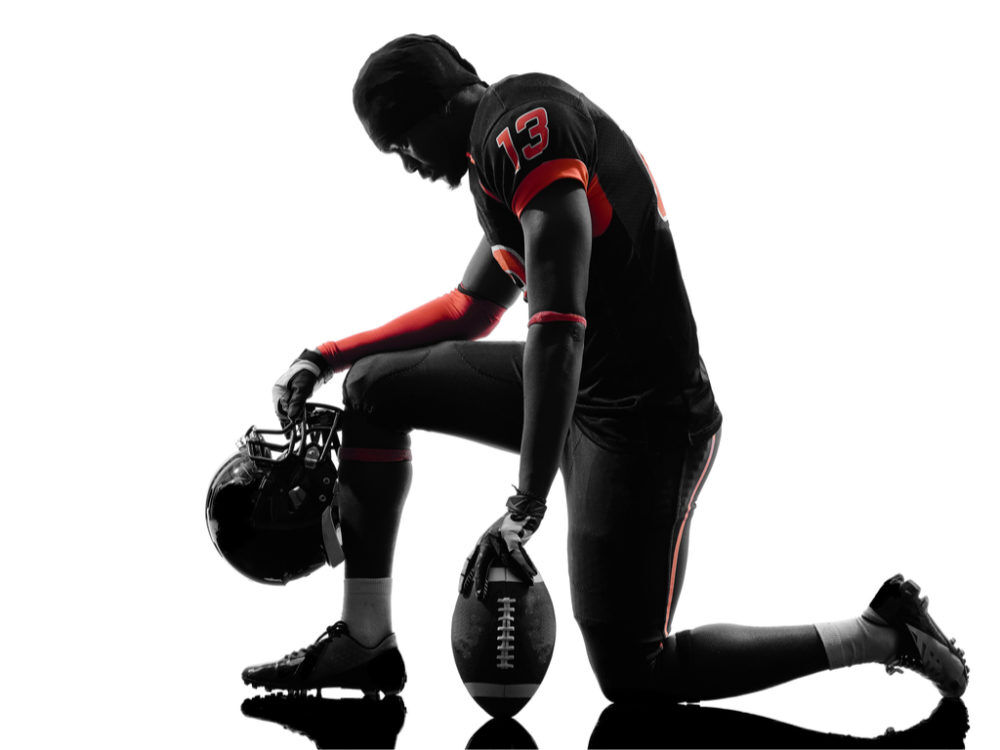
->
[317, 286, 506, 373]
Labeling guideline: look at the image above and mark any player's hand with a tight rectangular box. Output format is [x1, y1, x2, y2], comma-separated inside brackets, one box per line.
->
[459, 491, 546, 600]
[272, 349, 330, 425]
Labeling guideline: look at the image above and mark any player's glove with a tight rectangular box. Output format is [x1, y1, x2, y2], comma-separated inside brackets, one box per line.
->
[272, 349, 331, 425]
[459, 490, 546, 600]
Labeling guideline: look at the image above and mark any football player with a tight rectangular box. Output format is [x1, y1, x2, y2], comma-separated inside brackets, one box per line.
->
[245, 34, 968, 703]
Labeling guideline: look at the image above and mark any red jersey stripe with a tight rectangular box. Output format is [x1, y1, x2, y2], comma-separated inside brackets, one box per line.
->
[664, 432, 717, 636]
[586, 174, 613, 237]
[511, 158, 589, 218]
[638, 151, 668, 221]
[491, 245, 526, 287]
[479, 180, 502, 203]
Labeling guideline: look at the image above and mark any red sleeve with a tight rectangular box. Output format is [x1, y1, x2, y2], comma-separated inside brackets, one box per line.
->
[317, 287, 506, 372]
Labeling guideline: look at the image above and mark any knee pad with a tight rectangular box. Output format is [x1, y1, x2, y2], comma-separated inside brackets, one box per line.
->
[321, 502, 345, 568]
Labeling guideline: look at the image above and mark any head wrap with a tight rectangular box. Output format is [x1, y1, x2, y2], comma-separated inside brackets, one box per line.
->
[353, 34, 484, 150]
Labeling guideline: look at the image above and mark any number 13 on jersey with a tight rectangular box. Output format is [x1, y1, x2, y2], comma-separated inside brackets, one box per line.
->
[496, 107, 549, 172]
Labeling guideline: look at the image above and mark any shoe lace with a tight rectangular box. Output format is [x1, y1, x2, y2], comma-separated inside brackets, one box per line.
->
[282, 621, 348, 662]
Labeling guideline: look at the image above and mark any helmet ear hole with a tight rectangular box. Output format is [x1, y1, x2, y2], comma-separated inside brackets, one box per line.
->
[206, 404, 343, 585]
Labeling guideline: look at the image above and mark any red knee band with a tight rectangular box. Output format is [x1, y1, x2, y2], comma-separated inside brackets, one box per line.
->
[528, 311, 587, 328]
[339, 447, 413, 462]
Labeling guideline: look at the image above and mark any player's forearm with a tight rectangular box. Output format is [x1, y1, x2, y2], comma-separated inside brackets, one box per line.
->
[317, 287, 505, 372]
[517, 322, 585, 499]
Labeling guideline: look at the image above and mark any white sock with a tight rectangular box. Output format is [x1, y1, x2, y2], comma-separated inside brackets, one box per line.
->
[342, 577, 392, 647]
[814, 607, 900, 669]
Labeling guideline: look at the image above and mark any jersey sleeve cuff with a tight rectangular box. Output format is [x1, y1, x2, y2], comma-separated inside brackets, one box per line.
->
[316, 341, 342, 372]
[511, 158, 589, 218]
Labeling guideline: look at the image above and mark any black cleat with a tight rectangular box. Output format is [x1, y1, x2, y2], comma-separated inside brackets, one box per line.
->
[866, 574, 969, 698]
[242, 692, 406, 749]
[242, 621, 406, 697]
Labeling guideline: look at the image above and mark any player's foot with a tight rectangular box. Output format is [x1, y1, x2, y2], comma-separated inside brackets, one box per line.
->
[241, 693, 407, 749]
[242, 621, 406, 697]
[865, 574, 969, 698]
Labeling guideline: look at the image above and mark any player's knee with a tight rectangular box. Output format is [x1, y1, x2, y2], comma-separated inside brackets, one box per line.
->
[342, 349, 431, 430]
[341, 356, 405, 433]
[578, 621, 692, 703]
[578, 621, 665, 702]
[339, 358, 412, 450]
[342, 355, 385, 414]
[594, 654, 655, 703]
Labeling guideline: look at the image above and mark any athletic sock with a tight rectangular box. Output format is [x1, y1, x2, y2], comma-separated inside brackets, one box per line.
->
[336, 422, 412, 579]
[814, 607, 899, 669]
[342, 577, 393, 647]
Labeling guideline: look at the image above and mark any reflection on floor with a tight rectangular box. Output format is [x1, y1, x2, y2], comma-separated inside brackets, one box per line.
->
[239, 691, 968, 749]
[242, 693, 405, 749]
[588, 698, 969, 749]
[466, 717, 537, 749]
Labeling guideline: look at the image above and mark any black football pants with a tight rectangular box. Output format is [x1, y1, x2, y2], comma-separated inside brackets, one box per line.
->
[340, 340, 721, 700]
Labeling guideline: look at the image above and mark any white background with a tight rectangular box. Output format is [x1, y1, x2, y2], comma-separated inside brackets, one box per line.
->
[2, 1, 998, 747]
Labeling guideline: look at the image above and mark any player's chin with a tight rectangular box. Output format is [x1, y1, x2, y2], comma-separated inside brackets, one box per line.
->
[418, 161, 466, 189]
[426, 171, 464, 190]
[417, 170, 454, 187]
[443, 165, 468, 189]
[444, 175, 464, 190]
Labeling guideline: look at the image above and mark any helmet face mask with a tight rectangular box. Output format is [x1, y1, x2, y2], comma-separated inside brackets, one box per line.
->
[206, 403, 343, 585]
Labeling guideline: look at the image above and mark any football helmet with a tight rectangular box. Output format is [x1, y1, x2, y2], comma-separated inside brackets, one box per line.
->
[206, 402, 344, 585]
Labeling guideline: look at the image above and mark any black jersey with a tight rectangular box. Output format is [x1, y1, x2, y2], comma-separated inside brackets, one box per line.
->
[467, 73, 720, 448]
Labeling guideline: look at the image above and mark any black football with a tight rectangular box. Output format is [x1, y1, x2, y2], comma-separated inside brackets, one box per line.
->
[451, 563, 556, 718]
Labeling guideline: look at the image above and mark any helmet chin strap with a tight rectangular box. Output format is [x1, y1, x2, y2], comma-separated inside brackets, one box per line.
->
[322, 503, 345, 568]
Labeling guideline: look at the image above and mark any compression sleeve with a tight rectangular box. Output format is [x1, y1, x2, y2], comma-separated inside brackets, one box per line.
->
[316, 286, 506, 372]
